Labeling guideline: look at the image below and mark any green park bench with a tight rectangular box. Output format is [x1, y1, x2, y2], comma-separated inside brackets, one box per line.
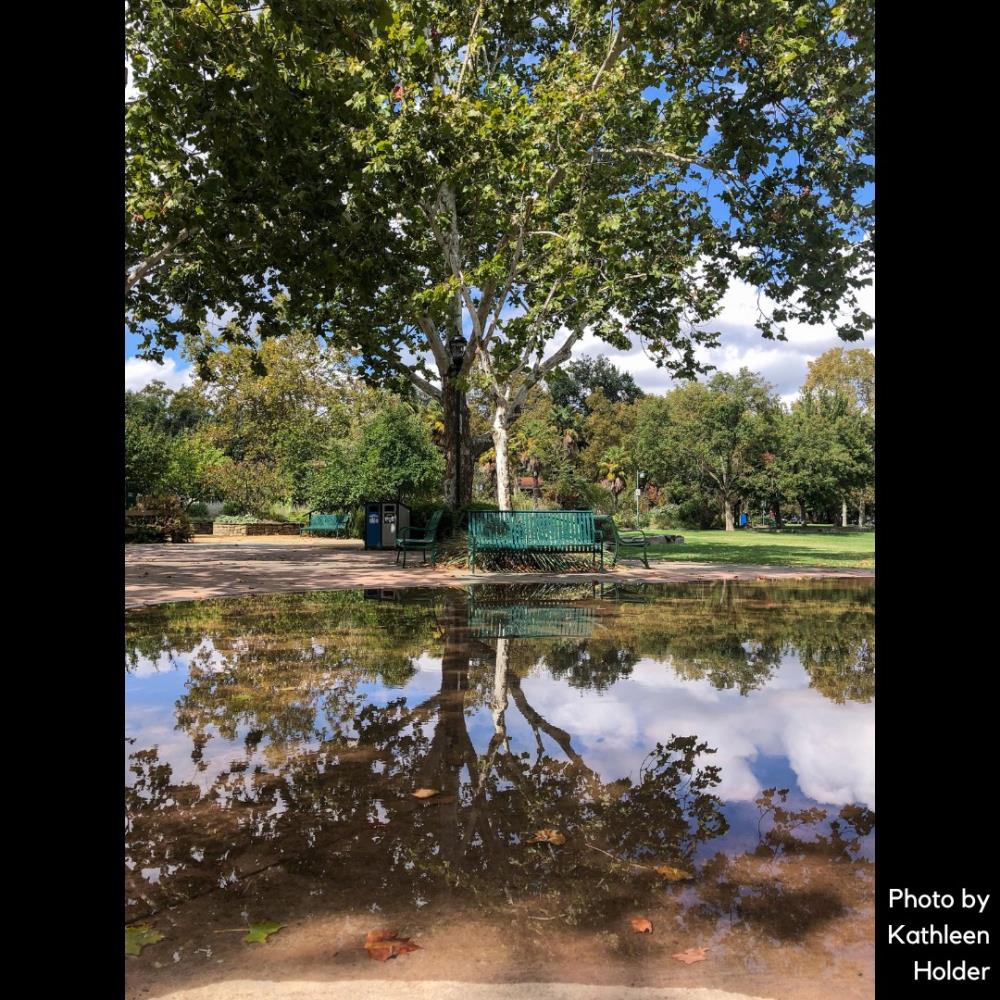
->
[595, 515, 651, 568]
[395, 509, 444, 567]
[467, 510, 602, 573]
[301, 512, 350, 537]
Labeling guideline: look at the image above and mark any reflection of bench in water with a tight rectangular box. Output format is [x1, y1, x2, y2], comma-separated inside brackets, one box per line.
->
[595, 581, 655, 604]
[467, 593, 597, 640]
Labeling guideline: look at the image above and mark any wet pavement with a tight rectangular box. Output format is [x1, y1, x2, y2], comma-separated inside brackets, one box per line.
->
[125, 538, 874, 608]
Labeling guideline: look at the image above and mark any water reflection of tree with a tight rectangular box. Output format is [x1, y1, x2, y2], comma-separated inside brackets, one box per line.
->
[125, 583, 874, 926]
[685, 788, 875, 946]
[126, 592, 729, 925]
[588, 581, 874, 701]
[541, 640, 639, 692]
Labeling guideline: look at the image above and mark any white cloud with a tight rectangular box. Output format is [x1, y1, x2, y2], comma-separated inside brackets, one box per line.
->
[520, 656, 875, 810]
[125, 356, 193, 392]
[570, 275, 875, 402]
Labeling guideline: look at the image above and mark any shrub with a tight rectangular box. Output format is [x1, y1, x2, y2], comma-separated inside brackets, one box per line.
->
[269, 505, 309, 524]
[207, 461, 289, 518]
[214, 514, 262, 524]
[127, 494, 193, 543]
[186, 502, 210, 517]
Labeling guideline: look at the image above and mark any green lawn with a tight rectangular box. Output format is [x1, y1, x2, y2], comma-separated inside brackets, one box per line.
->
[627, 528, 875, 569]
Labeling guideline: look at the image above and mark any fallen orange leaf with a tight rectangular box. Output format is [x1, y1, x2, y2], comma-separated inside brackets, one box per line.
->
[654, 865, 692, 882]
[672, 946, 709, 965]
[526, 828, 566, 845]
[630, 917, 653, 934]
[364, 928, 421, 962]
[411, 788, 439, 799]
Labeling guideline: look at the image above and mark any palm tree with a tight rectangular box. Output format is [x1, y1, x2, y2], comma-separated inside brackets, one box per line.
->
[599, 447, 629, 512]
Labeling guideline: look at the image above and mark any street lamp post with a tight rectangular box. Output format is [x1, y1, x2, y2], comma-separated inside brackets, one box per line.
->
[636, 470, 646, 527]
[448, 334, 467, 507]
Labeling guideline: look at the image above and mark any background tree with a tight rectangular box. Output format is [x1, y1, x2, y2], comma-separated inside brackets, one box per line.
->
[780, 390, 858, 523]
[653, 370, 782, 530]
[355, 398, 446, 503]
[205, 460, 290, 518]
[598, 446, 631, 513]
[578, 391, 638, 484]
[128, 1, 874, 510]
[306, 396, 444, 510]
[803, 347, 875, 416]
[125, 415, 172, 500]
[164, 433, 230, 509]
[185, 327, 356, 503]
[547, 356, 644, 415]
[802, 347, 874, 523]
[125, 381, 211, 437]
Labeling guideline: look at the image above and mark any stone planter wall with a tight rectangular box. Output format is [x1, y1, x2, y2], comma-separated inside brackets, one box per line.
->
[212, 522, 302, 536]
[191, 520, 214, 534]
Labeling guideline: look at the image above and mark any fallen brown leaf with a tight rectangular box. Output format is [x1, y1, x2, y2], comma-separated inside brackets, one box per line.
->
[672, 946, 709, 965]
[630, 917, 653, 934]
[526, 828, 566, 845]
[411, 788, 439, 799]
[654, 865, 693, 882]
[364, 928, 421, 962]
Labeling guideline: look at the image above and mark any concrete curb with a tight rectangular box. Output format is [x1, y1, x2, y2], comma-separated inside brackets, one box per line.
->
[154, 980, 776, 1000]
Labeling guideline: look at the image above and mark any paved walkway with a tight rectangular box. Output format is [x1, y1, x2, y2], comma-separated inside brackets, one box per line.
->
[125, 537, 873, 608]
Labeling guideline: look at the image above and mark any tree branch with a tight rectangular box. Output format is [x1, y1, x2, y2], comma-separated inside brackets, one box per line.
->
[416, 314, 449, 374]
[512, 325, 582, 412]
[592, 27, 626, 90]
[366, 345, 442, 401]
[456, 2, 486, 98]
[126, 227, 194, 291]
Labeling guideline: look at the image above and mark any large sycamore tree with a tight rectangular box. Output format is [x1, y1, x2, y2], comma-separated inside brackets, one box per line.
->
[127, 0, 874, 509]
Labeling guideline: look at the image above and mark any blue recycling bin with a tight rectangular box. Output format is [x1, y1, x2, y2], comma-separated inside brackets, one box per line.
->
[739, 512, 748, 527]
[364, 501, 411, 550]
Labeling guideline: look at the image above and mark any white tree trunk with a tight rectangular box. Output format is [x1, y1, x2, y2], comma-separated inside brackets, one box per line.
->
[492, 406, 512, 511]
[842, 500, 848, 527]
[858, 498, 865, 526]
[492, 638, 511, 751]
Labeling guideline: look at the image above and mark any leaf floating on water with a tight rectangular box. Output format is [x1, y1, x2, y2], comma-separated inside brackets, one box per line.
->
[526, 828, 566, 845]
[629, 917, 653, 934]
[672, 946, 709, 965]
[126, 924, 165, 957]
[654, 865, 693, 882]
[411, 788, 439, 799]
[243, 921, 284, 944]
[364, 928, 421, 961]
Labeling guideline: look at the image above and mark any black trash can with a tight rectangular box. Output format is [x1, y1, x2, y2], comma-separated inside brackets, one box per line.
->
[364, 501, 411, 550]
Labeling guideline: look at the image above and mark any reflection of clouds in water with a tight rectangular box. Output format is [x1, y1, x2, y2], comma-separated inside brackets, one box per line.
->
[521, 657, 874, 810]
[126, 642, 873, 811]
[126, 646, 446, 792]
[364, 652, 442, 705]
[127, 640, 228, 677]
[127, 649, 181, 677]
[412, 652, 443, 674]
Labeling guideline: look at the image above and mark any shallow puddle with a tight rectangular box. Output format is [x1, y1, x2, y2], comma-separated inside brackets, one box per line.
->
[125, 580, 874, 999]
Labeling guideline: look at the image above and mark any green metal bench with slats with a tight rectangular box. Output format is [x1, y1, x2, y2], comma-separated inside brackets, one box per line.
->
[594, 515, 651, 568]
[467, 510, 603, 573]
[395, 509, 444, 566]
[301, 512, 350, 537]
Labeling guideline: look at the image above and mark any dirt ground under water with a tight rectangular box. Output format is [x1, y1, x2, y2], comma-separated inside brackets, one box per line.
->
[125, 847, 873, 1000]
